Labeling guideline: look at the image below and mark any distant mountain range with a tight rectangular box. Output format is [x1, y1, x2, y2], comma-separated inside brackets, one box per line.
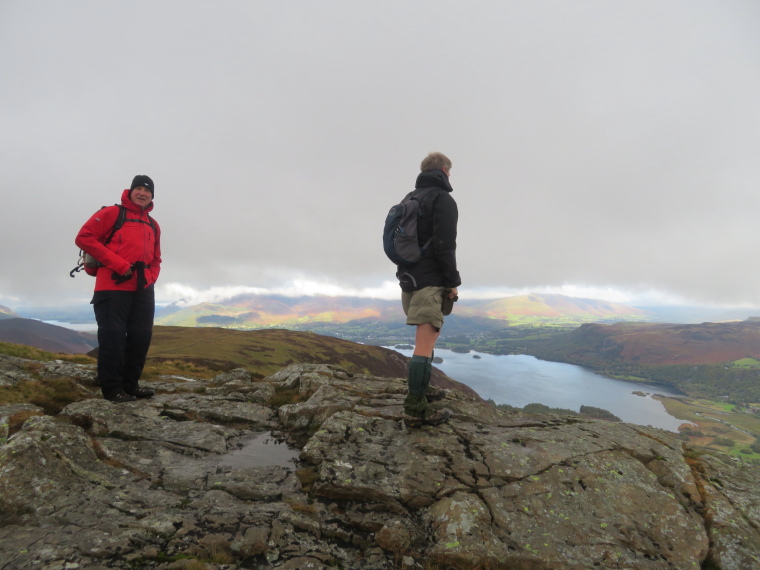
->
[12, 294, 760, 328]
[456, 293, 646, 322]
[0, 318, 98, 354]
[153, 293, 649, 328]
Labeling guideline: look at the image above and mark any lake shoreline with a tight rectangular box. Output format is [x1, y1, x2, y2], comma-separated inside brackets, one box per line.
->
[434, 346, 686, 397]
[388, 346, 685, 432]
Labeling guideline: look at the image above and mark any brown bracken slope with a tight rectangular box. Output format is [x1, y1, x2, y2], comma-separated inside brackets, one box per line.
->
[567, 320, 760, 365]
[148, 326, 481, 398]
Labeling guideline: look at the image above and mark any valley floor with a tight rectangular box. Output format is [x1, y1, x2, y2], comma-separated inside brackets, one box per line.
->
[656, 396, 760, 461]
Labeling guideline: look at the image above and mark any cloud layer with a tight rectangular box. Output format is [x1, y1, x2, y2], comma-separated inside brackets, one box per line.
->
[2, 1, 760, 308]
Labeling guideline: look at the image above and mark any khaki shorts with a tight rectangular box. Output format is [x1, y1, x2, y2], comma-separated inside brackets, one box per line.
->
[402, 286, 446, 330]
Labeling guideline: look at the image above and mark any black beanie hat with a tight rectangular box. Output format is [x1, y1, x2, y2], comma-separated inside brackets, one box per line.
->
[131, 175, 155, 196]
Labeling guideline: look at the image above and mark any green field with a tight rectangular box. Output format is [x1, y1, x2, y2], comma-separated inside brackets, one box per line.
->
[657, 396, 760, 460]
[733, 357, 760, 368]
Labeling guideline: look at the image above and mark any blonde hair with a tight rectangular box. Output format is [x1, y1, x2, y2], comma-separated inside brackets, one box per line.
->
[420, 152, 452, 173]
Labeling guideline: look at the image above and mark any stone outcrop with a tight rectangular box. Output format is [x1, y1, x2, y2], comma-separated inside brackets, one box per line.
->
[1, 360, 759, 569]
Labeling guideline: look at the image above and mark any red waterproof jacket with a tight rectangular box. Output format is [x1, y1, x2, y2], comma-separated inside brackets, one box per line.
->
[75, 189, 162, 292]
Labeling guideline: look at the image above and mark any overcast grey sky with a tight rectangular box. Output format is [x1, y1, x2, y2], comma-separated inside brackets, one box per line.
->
[2, 1, 760, 309]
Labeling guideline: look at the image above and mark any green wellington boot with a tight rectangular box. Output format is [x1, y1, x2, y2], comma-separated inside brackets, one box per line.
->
[425, 350, 447, 402]
[403, 355, 451, 428]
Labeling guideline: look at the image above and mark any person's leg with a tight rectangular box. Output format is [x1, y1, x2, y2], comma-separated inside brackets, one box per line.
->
[402, 287, 450, 424]
[93, 291, 133, 398]
[123, 285, 155, 397]
[413, 323, 439, 357]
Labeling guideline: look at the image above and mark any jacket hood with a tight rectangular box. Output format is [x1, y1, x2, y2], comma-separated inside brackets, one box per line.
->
[121, 188, 154, 213]
[415, 169, 453, 193]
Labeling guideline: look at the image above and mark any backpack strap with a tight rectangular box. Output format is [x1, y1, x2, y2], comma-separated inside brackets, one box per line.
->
[103, 205, 127, 246]
[410, 187, 438, 213]
[410, 187, 439, 252]
[126, 218, 155, 228]
[121, 212, 156, 231]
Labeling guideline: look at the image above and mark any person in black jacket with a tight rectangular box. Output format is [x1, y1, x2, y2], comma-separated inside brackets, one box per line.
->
[399, 152, 461, 427]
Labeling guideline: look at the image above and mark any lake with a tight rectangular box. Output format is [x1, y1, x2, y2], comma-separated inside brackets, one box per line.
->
[389, 347, 685, 432]
[41, 320, 98, 332]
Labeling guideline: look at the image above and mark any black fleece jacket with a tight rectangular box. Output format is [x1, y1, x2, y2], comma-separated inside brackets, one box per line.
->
[397, 169, 461, 291]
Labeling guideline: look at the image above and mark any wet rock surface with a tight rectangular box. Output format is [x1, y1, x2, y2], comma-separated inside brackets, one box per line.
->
[1, 361, 759, 569]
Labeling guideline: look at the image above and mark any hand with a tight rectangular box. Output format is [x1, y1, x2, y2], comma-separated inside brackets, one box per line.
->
[448, 287, 458, 299]
[111, 267, 133, 284]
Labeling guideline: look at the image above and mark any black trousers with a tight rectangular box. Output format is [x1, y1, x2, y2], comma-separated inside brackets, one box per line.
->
[92, 285, 155, 397]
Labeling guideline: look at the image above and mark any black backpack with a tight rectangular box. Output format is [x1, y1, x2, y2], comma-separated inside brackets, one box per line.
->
[69, 205, 154, 278]
[382, 187, 436, 267]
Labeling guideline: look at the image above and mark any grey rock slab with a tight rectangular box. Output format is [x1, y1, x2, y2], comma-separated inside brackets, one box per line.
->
[160, 392, 278, 427]
[0, 416, 128, 519]
[695, 450, 760, 569]
[0, 354, 36, 386]
[62, 397, 238, 453]
[2, 358, 759, 569]
[41, 359, 97, 381]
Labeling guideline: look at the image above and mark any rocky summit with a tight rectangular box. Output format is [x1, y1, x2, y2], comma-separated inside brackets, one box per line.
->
[1, 358, 759, 569]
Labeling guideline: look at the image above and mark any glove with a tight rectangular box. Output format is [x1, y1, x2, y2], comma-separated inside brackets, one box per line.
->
[112, 267, 133, 284]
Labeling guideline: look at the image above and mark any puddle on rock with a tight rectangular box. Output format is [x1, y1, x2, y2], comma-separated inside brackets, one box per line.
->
[218, 432, 300, 468]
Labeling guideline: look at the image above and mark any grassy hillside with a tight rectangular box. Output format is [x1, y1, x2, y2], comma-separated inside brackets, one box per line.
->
[145, 326, 480, 397]
[146, 326, 410, 379]
[0, 341, 94, 363]
[540, 321, 760, 365]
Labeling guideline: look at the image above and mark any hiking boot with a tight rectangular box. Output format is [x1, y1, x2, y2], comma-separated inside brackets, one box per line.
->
[126, 387, 155, 398]
[426, 386, 447, 402]
[403, 408, 451, 428]
[106, 392, 137, 403]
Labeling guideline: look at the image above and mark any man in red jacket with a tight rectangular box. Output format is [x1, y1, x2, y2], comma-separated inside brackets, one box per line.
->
[75, 175, 162, 403]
